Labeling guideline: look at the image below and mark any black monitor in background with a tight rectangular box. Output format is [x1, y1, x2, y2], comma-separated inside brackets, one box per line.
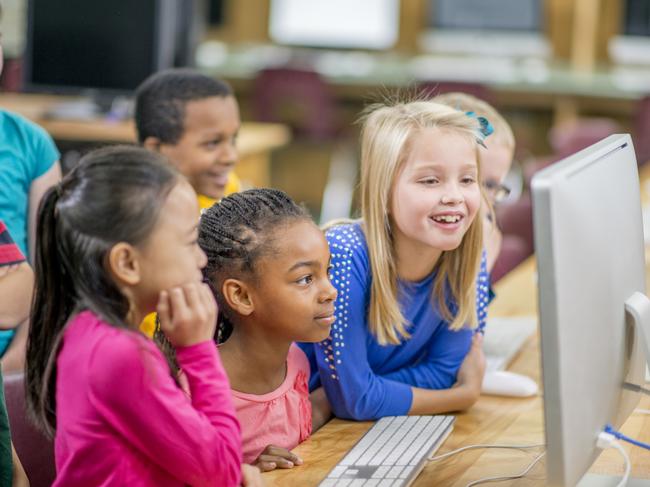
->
[208, 0, 225, 27]
[624, 0, 650, 36]
[428, 0, 543, 32]
[23, 0, 198, 96]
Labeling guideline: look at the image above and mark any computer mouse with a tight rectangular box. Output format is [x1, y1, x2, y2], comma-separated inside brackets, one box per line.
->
[481, 371, 539, 397]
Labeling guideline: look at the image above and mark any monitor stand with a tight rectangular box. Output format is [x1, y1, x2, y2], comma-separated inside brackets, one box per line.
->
[43, 92, 132, 122]
[578, 474, 649, 486]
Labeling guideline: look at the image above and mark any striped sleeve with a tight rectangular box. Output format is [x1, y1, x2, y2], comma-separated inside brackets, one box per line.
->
[0, 221, 25, 267]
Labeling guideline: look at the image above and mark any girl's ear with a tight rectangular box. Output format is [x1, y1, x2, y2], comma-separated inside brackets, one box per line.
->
[107, 242, 142, 286]
[222, 278, 254, 316]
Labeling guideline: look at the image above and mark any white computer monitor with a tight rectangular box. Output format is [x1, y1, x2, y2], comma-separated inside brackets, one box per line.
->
[532, 134, 650, 486]
[419, 0, 550, 58]
[268, 0, 399, 50]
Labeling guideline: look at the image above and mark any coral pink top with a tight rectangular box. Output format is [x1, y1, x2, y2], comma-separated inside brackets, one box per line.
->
[231, 344, 312, 464]
[54, 310, 242, 487]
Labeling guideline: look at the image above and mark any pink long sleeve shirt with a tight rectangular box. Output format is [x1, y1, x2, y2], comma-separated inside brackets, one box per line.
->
[53, 310, 242, 487]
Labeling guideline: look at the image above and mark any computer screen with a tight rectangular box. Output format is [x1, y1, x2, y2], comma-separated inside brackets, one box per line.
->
[420, 0, 548, 58]
[532, 134, 650, 486]
[624, 0, 650, 36]
[23, 0, 181, 94]
[429, 0, 542, 31]
[268, 0, 399, 50]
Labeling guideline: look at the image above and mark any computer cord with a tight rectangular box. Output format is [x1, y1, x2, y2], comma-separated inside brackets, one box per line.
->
[428, 442, 545, 462]
[428, 443, 546, 487]
[597, 431, 631, 487]
[463, 451, 546, 487]
[604, 424, 650, 451]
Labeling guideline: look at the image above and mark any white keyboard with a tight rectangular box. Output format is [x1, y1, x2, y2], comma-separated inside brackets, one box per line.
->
[319, 415, 455, 487]
[483, 316, 537, 372]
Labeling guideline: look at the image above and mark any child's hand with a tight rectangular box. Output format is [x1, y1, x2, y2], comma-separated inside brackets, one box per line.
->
[253, 445, 303, 472]
[241, 464, 265, 486]
[455, 333, 486, 402]
[156, 282, 217, 348]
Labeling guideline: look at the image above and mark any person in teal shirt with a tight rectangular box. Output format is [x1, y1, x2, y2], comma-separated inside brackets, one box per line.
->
[0, 2, 61, 260]
[0, 110, 61, 260]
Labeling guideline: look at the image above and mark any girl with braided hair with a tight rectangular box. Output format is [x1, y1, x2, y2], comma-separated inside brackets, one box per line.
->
[199, 188, 337, 472]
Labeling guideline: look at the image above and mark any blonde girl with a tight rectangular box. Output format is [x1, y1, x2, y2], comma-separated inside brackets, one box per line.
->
[299, 100, 490, 419]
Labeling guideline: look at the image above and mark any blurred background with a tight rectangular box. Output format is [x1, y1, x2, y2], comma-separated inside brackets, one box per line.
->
[1, 0, 650, 280]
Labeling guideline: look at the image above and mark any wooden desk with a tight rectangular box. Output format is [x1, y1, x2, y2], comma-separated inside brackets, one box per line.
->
[265, 172, 650, 485]
[0, 93, 291, 188]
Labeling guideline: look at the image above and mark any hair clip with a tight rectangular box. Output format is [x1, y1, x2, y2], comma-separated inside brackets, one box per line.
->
[465, 111, 494, 148]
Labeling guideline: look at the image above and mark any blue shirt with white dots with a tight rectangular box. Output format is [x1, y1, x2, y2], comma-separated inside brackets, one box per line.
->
[299, 222, 491, 420]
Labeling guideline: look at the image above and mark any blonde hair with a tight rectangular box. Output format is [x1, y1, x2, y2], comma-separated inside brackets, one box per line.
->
[433, 92, 515, 152]
[358, 100, 484, 345]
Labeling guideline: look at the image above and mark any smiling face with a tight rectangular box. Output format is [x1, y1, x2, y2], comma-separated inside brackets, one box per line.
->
[390, 127, 481, 259]
[245, 220, 338, 343]
[159, 95, 240, 201]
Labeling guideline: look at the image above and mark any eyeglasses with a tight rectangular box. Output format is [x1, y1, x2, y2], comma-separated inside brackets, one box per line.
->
[482, 180, 511, 203]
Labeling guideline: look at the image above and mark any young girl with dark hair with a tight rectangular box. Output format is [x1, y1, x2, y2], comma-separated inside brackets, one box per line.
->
[26, 146, 261, 487]
[198, 189, 337, 472]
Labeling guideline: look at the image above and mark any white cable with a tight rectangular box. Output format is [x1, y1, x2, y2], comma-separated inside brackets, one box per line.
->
[610, 442, 631, 487]
[463, 451, 546, 487]
[634, 408, 650, 415]
[597, 432, 631, 487]
[429, 442, 545, 462]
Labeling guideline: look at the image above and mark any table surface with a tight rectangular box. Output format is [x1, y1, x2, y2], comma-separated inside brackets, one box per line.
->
[264, 164, 650, 486]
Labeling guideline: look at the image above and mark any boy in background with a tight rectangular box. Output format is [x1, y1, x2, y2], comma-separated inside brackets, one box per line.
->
[135, 69, 242, 335]
[135, 68, 241, 208]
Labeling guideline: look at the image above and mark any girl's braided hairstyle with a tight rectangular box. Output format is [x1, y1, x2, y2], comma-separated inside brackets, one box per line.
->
[198, 188, 310, 342]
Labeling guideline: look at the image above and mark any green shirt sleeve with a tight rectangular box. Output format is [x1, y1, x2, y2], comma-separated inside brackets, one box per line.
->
[0, 368, 13, 487]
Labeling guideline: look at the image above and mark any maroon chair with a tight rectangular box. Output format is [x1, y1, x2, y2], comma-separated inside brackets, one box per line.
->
[491, 234, 531, 283]
[496, 193, 535, 260]
[252, 67, 339, 141]
[3, 373, 56, 487]
[549, 118, 622, 159]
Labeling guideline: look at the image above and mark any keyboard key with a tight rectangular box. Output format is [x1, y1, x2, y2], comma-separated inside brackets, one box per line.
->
[371, 465, 390, 478]
[409, 417, 453, 466]
[390, 417, 433, 466]
[340, 417, 392, 466]
[329, 466, 348, 478]
[369, 417, 421, 466]
[400, 417, 445, 465]
[398, 466, 415, 479]
[385, 466, 403, 479]
[358, 417, 406, 466]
